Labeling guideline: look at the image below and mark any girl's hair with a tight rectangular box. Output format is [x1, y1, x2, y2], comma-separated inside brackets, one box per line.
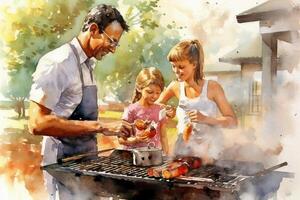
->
[131, 67, 164, 103]
[167, 39, 204, 83]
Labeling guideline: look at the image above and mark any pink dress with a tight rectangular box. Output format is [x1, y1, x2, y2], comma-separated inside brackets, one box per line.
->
[122, 102, 164, 149]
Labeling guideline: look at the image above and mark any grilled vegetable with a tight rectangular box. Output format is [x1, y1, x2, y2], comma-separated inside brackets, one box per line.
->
[162, 162, 189, 179]
[174, 157, 202, 169]
[147, 156, 202, 179]
[147, 163, 171, 177]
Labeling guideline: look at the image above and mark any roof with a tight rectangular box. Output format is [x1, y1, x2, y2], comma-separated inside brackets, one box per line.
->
[236, 0, 300, 23]
[219, 36, 262, 65]
[204, 63, 241, 72]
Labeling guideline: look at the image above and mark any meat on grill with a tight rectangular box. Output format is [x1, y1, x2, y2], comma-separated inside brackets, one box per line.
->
[43, 149, 293, 200]
[162, 162, 189, 179]
[147, 156, 202, 179]
[174, 156, 202, 169]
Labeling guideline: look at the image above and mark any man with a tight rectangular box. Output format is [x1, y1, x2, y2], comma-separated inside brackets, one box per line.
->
[28, 4, 132, 199]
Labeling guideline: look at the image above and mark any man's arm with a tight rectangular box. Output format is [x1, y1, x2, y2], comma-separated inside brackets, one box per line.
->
[28, 101, 133, 137]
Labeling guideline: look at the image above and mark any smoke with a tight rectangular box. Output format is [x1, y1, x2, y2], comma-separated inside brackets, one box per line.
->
[274, 69, 300, 199]
[158, 1, 300, 198]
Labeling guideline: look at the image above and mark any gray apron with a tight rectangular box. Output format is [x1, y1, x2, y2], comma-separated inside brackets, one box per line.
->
[43, 42, 98, 200]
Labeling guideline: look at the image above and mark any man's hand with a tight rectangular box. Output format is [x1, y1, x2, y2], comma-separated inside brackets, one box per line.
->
[101, 120, 135, 138]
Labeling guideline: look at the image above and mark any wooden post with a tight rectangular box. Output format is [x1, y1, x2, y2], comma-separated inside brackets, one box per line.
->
[261, 37, 272, 115]
[240, 64, 251, 129]
[270, 34, 278, 93]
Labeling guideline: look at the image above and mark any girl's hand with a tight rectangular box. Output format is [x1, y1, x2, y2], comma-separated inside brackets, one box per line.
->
[187, 110, 207, 123]
[136, 135, 151, 143]
[118, 135, 150, 145]
[165, 105, 176, 119]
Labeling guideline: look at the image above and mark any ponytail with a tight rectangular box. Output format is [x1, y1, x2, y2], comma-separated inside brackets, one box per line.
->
[190, 40, 204, 83]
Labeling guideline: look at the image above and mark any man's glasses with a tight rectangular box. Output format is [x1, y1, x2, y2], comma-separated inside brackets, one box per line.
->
[102, 30, 119, 48]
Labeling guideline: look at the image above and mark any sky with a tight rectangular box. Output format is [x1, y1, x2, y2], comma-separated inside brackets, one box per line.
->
[158, 0, 269, 71]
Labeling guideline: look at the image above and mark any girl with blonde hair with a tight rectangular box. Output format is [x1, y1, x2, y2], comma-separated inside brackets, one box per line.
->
[119, 67, 170, 154]
[157, 39, 237, 162]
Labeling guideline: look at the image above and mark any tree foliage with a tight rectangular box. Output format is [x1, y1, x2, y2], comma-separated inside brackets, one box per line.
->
[0, 0, 94, 97]
[0, 0, 94, 116]
[96, 0, 180, 101]
[0, 0, 180, 105]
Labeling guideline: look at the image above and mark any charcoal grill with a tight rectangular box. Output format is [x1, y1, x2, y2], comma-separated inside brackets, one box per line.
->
[43, 149, 293, 200]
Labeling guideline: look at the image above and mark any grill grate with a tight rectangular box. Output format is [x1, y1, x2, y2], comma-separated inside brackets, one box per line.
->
[44, 150, 292, 193]
[56, 154, 257, 191]
[62, 155, 150, 178]
[42, 151, 293, 200]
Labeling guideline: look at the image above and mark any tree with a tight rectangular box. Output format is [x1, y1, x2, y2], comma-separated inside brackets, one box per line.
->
[0, 0, 181, 114]
[0, 0, 94, 118]
[95, 0, 180, 101]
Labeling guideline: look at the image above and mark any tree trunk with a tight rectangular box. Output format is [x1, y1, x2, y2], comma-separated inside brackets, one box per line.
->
[14, 100, 22, 119]
[21, 99, 26, 118]
[12, 97, 26, 119]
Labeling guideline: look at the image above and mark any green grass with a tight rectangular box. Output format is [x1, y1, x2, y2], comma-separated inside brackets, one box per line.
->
[0, 109, 28, 129]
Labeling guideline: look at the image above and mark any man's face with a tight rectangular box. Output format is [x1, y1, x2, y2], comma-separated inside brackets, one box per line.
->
[90, 21, 124, 60]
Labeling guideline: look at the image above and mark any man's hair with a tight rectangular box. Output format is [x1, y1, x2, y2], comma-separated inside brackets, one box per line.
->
[82, 4, 129, 32]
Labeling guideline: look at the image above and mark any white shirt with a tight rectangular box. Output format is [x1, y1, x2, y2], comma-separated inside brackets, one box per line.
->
[29, 38, 97, 118]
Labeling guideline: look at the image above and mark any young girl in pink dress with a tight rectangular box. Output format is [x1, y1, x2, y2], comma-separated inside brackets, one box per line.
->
[119, 67, 170, 154]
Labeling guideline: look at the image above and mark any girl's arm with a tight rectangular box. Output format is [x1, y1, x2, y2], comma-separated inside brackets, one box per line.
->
[157, 81, 178, 119]
[160, 122, 169, 155]
[211, 81, 238, 128]
[156, 81, 178, 104]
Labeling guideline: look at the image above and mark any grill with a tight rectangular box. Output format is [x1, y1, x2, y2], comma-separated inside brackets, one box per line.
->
[43, 149, 293, 200]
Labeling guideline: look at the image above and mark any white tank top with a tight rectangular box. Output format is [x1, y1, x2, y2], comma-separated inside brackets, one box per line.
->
[176, 80, 218, 135]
